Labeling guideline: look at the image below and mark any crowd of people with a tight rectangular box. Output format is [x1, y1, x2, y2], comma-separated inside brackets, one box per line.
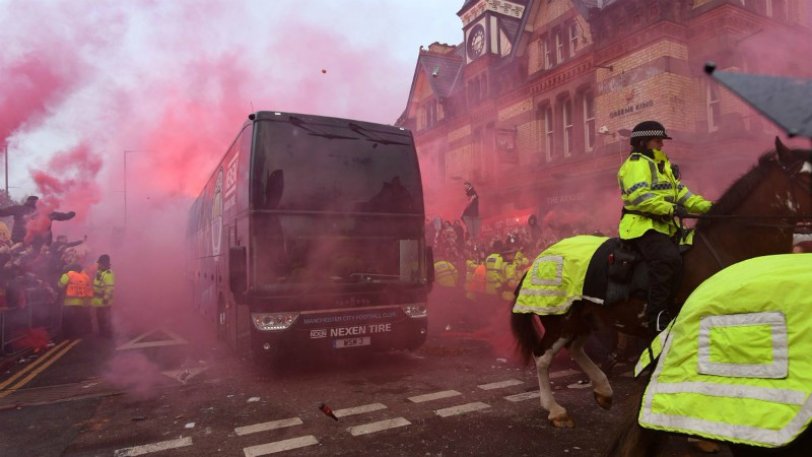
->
[0, 195, 115, 352]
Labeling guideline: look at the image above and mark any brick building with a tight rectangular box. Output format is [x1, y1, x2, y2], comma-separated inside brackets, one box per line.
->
[399, 0, 812, 238]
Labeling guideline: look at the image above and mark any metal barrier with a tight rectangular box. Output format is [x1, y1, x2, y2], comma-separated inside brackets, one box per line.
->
[0, 287, 60, 358]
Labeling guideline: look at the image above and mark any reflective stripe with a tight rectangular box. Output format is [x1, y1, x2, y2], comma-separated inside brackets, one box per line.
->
[677, 190, 693, 204]
[697, 312, 788, 379]
[648, 381, 807, 405]
[628, 192, 658, 206]
[529, 255, 563, 286]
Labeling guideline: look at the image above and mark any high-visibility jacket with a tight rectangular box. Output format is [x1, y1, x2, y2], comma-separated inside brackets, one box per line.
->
[638, 254, 812, 448]
[617, 149, 711, 240]
[59, 270, 93, 306]
[90, 269, 115, 307]
[433, 260, 458, 288]
[484, 253, 505, 295]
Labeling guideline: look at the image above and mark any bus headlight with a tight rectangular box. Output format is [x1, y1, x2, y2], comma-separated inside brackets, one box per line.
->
[402, 303, 427, 318]
[252, 312, 299, 331]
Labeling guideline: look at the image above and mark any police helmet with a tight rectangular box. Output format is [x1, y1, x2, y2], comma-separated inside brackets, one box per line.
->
[629, 120, 672, 146]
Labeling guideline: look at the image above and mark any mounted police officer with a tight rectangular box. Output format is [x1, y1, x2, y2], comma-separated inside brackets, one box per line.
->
[617, 121, 712, 331]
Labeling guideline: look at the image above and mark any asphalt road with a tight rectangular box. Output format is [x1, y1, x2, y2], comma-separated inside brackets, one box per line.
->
[0, 292, 730, 457]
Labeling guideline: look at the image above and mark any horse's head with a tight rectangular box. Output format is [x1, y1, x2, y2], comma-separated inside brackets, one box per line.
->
[773, 136, 812, 218]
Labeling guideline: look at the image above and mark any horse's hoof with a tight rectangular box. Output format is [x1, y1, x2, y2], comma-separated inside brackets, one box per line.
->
[689, 438, 721, 453]
[550, 416, 575, 428]
[594, 391, 613, 410]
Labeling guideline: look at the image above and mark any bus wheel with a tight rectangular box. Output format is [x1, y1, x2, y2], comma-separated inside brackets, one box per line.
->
[217, 296, 227, 341]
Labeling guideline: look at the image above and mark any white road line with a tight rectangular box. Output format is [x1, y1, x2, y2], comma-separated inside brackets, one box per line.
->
[407, 390, 461, 403]
[347, 417, 411, 436]
[333, 402, 387, 418]
[435, 401, 491, 417]
[478, 379, 523, 390]
[504, 390, 540, 402]
[243, 435, 319, 457]
[114, 437, 193, 457]
[550, 368, 580, 379]
[234, 417, 303, 436]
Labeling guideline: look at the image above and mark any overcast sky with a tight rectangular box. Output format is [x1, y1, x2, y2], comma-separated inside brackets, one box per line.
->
[1, 1, 463, 204]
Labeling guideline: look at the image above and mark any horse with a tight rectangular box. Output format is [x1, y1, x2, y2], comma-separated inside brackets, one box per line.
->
[510, 137, 812, 428]
[605, 253, 812, 457]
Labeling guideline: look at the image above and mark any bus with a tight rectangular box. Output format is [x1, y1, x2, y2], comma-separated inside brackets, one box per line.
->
[186, 111, 433, 361]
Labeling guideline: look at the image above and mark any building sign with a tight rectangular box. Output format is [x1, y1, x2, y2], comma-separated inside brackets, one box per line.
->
[609, 100, 654, 119]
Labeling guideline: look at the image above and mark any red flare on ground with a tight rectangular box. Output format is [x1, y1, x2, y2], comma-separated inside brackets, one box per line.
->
[12, 327, 50, 353]
[319, 403, 339, 421]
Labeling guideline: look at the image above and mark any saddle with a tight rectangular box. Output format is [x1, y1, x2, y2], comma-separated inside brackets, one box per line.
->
[583, 237, 691, 307]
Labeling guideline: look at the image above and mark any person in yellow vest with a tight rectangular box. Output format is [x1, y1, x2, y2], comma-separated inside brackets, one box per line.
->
[91, 254, 115, 338]
[59, 263, 93, 338]
[433, 259, 458, 289]
[484, 240, 506, 299]
[618, 121, 712, 331]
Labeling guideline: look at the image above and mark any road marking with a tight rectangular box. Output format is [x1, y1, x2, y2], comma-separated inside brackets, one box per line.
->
[478, 379, 523, 390]
[161, 365, 208, 384]
[347, 417, 411, 436]
[407, 390, 461, 403]
[550, 368, 580, 379]
[435, 401, 491, 417]
[333, 402, 387, 418]
[243, 435, 319, 456]
[113, 436, 193, 457]
[116, 328, 188, 351]
[504, 390, 540, 402]
[234, 417, 303, 436]
[0, 339, 81, 399]
[0, 340, 70, 391]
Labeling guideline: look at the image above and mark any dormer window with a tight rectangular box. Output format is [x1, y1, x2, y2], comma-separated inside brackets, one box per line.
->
[555, 31, 564, 63]
[568, 23, 579, 56]
[543, 36, 552, 70]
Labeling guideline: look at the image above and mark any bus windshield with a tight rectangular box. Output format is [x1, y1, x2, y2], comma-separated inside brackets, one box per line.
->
[251, 116, 423, 214]
[249, 115, 426, 289]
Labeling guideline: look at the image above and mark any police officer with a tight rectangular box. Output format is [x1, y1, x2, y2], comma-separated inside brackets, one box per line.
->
[91, 254, 116, 337]
[618, 121, 712, 331]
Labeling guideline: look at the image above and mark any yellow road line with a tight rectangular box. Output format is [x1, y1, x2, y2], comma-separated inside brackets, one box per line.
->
[0, 339, 70, 391]
[0, 339, 81, 399]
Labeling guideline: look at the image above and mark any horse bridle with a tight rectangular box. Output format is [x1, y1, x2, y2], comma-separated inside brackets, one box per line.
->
[684, 154, 812, 268]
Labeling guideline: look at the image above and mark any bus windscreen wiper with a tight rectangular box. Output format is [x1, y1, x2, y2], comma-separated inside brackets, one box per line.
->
[348, 122, 409, 146]
[348, 272, 400, 283]
[288, 116, 357, 140]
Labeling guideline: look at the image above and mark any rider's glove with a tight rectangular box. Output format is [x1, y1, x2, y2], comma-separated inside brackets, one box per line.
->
[672, 205, 689, 218]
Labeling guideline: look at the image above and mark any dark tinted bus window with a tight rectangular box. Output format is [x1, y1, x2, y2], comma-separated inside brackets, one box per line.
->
[251, 118, 423, 214]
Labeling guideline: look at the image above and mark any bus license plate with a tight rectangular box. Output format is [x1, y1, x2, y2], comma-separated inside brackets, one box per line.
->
[334, 337, 371, 349]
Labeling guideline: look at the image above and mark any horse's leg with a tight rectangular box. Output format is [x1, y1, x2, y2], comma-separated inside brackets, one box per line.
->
[534, 335, 574, 427]
[570, 334, 613, 410]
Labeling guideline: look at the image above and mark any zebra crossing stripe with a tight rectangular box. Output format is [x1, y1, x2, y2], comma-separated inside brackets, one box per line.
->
[234, 417, 303, 436]
[333, 402, 387, 418]
[435, 401, 491, 417]
[243, 435, 319, 457]
[477, 379, 523, 390]
[347, 417, 411, 436]
[407, 390, 461, 403]
[113, 437, 193, 457]
[504, 390, 540, 402]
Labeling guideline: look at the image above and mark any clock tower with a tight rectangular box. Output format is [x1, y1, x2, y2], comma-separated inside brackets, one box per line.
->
[458, 0, 528, 64]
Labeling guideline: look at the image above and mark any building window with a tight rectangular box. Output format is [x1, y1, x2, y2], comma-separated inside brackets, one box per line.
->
[562, 98, 573, 157]
[555, 31, 564, 63]
[766, 0, 788, 21]
[583, 92, 595, 152]
[479, 74, 488, 100]
[426, 99, 437, 128]
[543, 37, 552, 70]
[568, 23, 579, 57]
[544, 106, 554, 162]
[707, 83, 721, 132]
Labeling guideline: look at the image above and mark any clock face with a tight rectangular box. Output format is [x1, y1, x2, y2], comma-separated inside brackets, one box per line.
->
[467, 24, 485, 59]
